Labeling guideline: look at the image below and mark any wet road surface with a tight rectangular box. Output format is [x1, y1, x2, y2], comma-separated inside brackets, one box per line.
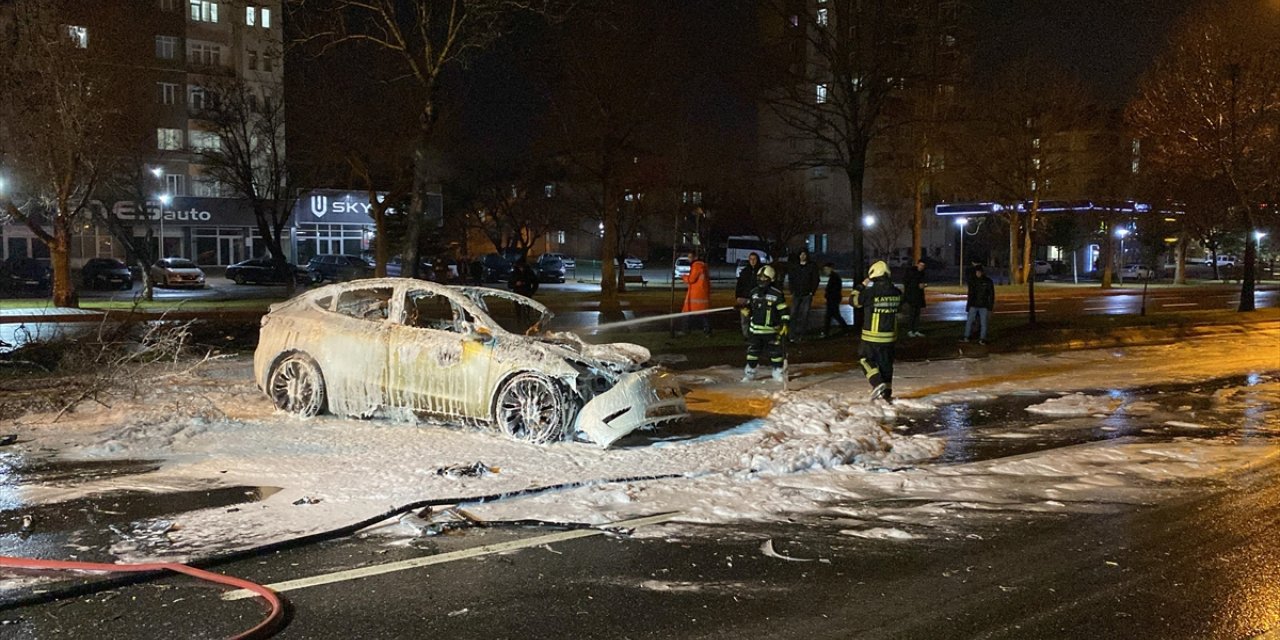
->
[2, 373, 1279, 637]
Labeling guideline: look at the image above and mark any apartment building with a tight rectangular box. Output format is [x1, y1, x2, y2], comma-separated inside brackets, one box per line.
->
[0, 0, 285, 268]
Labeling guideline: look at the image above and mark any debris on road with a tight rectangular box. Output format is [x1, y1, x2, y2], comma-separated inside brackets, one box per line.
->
[292, 496, 323, 505]
[760, 538, 815, 562]
[433, 461, 498, 478]
[0, 434, 16, 446]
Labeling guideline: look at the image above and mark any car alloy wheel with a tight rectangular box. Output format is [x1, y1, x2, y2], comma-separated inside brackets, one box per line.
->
[495, 372, 572, 444]
[234, 272, 247, 285]
[268, 353, 327, 417]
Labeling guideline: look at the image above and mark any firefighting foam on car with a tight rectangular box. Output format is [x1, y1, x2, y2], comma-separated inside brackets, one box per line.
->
[254, 278, 688, 447]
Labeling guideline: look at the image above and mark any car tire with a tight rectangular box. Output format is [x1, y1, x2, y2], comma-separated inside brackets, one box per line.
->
[233, 273, 247, 285]
[493, 372, 576, 444]
[268, 352, 327, 417]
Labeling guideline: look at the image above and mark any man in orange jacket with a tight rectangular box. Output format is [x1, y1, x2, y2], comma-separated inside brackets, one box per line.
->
[680, 251, 712, 335]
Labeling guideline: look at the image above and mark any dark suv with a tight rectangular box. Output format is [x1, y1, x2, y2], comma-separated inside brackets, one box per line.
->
[306, 254, 374, 283]
[0, 257, 52, 294]
[81, 258, 133, 290]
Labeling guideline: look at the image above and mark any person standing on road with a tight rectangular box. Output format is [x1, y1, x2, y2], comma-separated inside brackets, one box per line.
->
[735, 252, 763, 337]
[902, 259, 928, 337]
[508, 257, 539, 326]
[787, 249, 820, 340]
[962, 265, 995, 344]
[742, 265, 790, 382]
[680, 251, 712, 336]
[821, 262, 850, 338]
[855, 261, 902, 402]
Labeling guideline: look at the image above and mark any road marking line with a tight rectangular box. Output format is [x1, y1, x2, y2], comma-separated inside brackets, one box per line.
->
[1160, 302, 1198, 307]
[1083, 307, 1114, 311]
[222, 512, 681, 601]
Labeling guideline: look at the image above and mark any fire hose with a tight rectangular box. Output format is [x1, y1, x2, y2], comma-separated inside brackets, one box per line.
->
[0, 472, 685, 638]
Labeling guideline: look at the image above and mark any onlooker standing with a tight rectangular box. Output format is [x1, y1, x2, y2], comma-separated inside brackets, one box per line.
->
[508, 257, 539, 325]
[962, 265, 995, 344]
[855, 261, 902, 401]
[680, 251, 712, 336]
[787, 249, 820, 339]
[821, 262, 850, 337]
[735, 252, 762, 337]
[902, 259, 928, 337]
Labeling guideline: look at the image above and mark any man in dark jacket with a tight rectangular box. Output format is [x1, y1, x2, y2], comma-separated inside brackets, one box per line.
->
[962, 265, 995, 344]
[787, 249, 820, 339]
[735, 252, 762, 337]
[902, 259, 928, 337]
[855, 260, 902, 401]
[742, 265, 790, 382]
[821, 262, 849, 337]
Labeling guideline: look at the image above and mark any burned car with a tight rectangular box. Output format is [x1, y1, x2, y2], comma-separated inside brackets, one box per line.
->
[253, 279, 687, 446]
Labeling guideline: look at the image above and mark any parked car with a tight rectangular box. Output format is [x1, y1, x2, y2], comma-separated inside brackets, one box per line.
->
[225, 258, 310, 285]
[385, 256, 435, 280]
[535, 256, 567, 283]
[307, 254, 375, 283]
[81, 258, 133, 290]
[0, 257, 52, 293]
[1033, 260, 1052, 276]
[150, 257, 206, 288]
[480, 253, 514, 282]
[1120, 264, 1156, 279]
[253, 279, 687, 446]
[674, 256, 692, 277]
[623, 256, 644, 270]
[541, 252, 575, 270]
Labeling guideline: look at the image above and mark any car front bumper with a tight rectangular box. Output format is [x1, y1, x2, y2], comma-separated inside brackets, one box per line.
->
[574, 367, 688, 447]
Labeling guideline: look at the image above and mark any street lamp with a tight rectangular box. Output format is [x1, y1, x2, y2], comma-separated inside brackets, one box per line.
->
[150, 167, 164, 179]
[956, 217, 968, 285]
[862, 214, 876, 228]
[157, 193, 173, 258]
[1115, 227, 1131, 284]
[1256, 230, 1267, 250]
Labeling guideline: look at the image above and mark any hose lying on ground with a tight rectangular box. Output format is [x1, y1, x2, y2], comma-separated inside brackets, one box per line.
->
[0, 471, 686, 630]
[0, 555, 284, 640]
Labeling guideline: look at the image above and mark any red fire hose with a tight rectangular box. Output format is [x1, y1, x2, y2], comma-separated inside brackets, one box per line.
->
[0, 555, 284, 640]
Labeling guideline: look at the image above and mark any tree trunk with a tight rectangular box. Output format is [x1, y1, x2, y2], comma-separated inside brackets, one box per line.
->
[911, 175, 924, 262]
[408, 102, 438, 280]
[1100, 220, 1114, 289]
[1006, 213, 1020, 285]
[1173, 236, 1188, 285]
[373, 205, 388, 278]
[846, 163, 867, 278]
[1021, 209, 1038, 284]
[1238, 206, 1256, 312]
[600, 184, 620, 309]
[51, 215, 77, 308]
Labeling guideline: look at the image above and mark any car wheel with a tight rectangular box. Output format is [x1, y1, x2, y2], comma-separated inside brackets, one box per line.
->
[268, 353, 327, 417]
[233, 273, 247, 285]
[494, 372, 574, 444]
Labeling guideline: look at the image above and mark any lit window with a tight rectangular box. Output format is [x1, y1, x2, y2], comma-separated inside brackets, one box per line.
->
[1032, 137, 1041, 149]
[246, 6, 255, 26]
[157, 128, 183, 150]
[188, 129, 220, 152]
[556, 231, 566, 243]
[816, 83, 828, 104]
[156, 35, 178, 59]
[261, 8, 270, 28]
[816, 8, 828, 26]
[157, 82, 178, 105]
[544, 184, 555, 198]
[66, 25, 88, 48]
[789, 14, 799, 27]
[692, 191, 703, 205]
[165, 174, 185, 196]
[190, 1, 218, 23]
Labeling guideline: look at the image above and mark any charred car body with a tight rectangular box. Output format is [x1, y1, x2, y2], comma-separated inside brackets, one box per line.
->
[253, 279, 687, 446]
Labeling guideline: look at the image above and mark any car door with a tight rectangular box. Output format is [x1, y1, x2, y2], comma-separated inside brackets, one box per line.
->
[387, 287, 493, 420]
[320, 285, 395, 415]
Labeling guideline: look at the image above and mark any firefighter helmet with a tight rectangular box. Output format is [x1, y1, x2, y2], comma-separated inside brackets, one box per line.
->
[868, 261, 890, 278]
[759, 265, 776, 281]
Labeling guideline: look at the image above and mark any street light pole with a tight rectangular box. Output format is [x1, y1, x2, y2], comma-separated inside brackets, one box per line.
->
[158, 193, 173, 259]
[1115, 227, 1130, 285]
[956, 217, 968, 286]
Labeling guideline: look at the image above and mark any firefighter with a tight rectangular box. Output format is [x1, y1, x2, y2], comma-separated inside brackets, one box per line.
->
[742, 265, 790, 382]
[855, 260, 903, 401]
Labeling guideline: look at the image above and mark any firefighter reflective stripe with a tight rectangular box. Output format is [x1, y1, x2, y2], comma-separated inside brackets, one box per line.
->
[860, 358, 879, 378]
[860, 290, 901, 344]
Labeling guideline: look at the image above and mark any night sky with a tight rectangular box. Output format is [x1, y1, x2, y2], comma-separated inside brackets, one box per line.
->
[969, 0, 1198, 105]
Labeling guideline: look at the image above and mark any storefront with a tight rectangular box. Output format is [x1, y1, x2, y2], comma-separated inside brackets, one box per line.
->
[290, 189, 381, 264]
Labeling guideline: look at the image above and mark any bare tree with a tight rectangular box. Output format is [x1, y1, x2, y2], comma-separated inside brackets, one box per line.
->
[195, 80, 297, 295]
[1128, 1, 1280, 311]
[292, 0, 561, 280]
[0, 1, 121, 307]
[462, 174, 564, 258]
[736, 174, 824, 262]
[94, 155, 166, 300]
[344, 152, 413, 277]
[950, 59, 1093, 285]
[757, 0, 930, 276]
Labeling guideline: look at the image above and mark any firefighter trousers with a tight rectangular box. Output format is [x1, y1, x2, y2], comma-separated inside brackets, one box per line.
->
[858, 340, 896, 390]
[746, 332, 786, 369]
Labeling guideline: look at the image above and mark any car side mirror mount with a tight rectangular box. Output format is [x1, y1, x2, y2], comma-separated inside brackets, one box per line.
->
[469, 325, 494, 343]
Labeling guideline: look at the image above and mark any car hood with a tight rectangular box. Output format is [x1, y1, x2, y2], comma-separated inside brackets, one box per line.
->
[159, 267, 204, 275]
[533, 332, 652, 376]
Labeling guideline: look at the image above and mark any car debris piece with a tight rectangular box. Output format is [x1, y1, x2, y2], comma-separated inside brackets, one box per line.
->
[433, 461, 497, 478]
[0, 435, 16, 447]
[292, 496, 323, 505]
[253, 279, 688, 447]
[759, 538, 815, 562]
